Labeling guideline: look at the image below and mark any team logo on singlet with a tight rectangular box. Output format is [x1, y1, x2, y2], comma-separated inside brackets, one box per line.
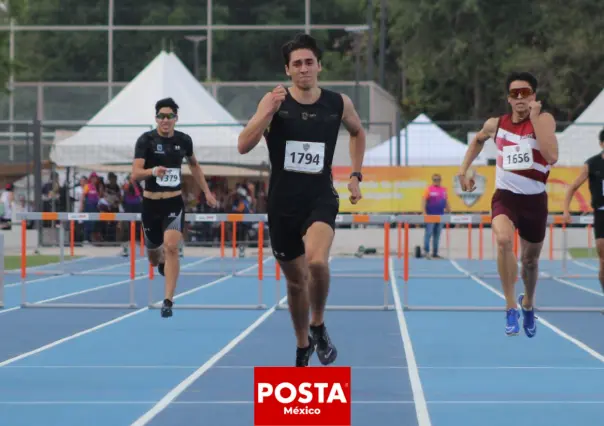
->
[453, 172, 486, 207]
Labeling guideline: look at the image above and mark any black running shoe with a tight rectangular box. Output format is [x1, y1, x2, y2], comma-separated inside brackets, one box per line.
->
[158, 263, 165, 276]
[161, 299, 173, 318]
[295, 337, 315, 367]
[310, 323, 337, 365]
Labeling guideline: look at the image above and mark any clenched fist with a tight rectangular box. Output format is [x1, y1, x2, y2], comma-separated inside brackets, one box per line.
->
[457, 169, 476, 193]
[529, 100, 542, 120]
[259, 85, 287, 116]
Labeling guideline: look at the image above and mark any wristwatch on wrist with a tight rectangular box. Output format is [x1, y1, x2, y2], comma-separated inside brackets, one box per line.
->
[350, 172, 363, 182]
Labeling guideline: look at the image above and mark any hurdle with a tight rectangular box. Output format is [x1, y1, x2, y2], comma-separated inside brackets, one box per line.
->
[14, 212, 600, 313]
[272, 214, 395, 311]
[396, 214, 603, 313]
[146, 213, 270, 311]
[7, 212, 151, 277]
[17, 213, 139, 310]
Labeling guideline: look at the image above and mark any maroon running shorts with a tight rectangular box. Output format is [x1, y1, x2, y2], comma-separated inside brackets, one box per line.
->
[491, 189, 548, 243]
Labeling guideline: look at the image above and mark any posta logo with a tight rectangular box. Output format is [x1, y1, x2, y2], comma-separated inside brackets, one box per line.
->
[254, 366, 351, 426]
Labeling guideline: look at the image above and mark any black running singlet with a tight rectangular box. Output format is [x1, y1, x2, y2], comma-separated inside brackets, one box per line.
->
[586, 153, 604, 209]
[264, 88, 344, 205]
[133, 129, 193, 193]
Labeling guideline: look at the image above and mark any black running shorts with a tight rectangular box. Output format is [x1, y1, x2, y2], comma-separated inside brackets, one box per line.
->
[141, 195, 185, 249]
[268, 197, 339, 262]
[594, 210, 604, 240]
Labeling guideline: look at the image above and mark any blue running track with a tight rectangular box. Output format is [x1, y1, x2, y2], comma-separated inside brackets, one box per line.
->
[0, 254, 603, 426]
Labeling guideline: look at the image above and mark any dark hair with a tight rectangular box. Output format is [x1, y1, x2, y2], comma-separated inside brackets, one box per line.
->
[599, 128, 604, 143]
[282, 33, 323, 66]
[155, 97, 179, 114]
[506, 71, 538, 92]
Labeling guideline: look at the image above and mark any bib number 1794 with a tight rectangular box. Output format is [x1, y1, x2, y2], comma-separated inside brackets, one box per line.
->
[290, 152, 320, 166]
[284, 140, 325, 174]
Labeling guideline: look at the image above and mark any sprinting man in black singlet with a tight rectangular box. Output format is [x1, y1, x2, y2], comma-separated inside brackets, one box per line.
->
[563, 128, 604, 295]
[132, 97, 217, 318]
[238, 34, 366, 367]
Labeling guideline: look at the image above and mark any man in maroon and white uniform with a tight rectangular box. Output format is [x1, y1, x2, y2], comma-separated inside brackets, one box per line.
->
[458, 72, 559, 337]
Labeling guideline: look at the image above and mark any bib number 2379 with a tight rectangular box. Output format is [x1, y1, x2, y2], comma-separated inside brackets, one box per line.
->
[156, 168, 181, 187]
[502, 144, 533, 171]
[284, 141, 325, 173]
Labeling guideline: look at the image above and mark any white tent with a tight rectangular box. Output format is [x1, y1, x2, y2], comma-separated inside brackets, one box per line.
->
[556, 88, 604, 166]
[50, 51, 269, 168]
[364, 113, 488, 166]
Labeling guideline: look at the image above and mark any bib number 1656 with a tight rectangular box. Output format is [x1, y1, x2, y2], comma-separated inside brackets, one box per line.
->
[506, 153, 531, 165]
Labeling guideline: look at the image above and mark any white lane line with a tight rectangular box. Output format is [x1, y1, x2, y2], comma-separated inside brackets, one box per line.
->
[389, 257, 432, 426]
[450, 260, 604, 364]
[0, 257, 272, 367]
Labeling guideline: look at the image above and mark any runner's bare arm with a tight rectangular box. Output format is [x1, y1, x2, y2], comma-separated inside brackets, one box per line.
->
[459, 117, 498, 175]
[532, 112, 558, 165]
[341, 94, 366, 174]
[131, 136, 154, 181]
[563, 163, 588, 213]
[186, 153, 211, 195]
[238, 87, 286, 154]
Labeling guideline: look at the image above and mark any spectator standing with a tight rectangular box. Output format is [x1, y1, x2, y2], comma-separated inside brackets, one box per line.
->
[423, 173, 450, 259]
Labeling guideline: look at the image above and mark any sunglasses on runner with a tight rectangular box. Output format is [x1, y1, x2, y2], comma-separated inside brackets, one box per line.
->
[156, 112, 176, 120]
[508, 87, 534, 99]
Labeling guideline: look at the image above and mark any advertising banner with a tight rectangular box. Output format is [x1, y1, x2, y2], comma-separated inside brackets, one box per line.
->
[332, 166, 591, 213]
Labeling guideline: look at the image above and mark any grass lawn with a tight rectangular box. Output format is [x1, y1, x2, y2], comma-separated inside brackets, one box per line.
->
[3, 255, 82, 270]
[568, 247, 597, 259]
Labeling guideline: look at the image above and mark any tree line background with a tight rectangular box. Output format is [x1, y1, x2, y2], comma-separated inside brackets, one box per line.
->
[1, 0, 603, 124]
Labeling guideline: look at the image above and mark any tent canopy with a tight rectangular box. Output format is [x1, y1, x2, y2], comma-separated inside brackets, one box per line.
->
[557, 88, 604, 166]
[364, 113, 488, 166]
[50, 51, 268, 168]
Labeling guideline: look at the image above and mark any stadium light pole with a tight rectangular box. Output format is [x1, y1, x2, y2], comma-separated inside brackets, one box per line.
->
[345, 25, 369, 112]
[378, 0, 386, 87]
[366, 0, 374, 82]
[108, 0, 114, 101]
[304, 0, 310, 34]
[1, 2, 15, 161]
[185, 35, 207, 80]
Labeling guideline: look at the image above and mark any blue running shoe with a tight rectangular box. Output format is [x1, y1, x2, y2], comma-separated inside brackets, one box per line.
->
[505, 308, 520, 336]
[518, 294, 537, 338]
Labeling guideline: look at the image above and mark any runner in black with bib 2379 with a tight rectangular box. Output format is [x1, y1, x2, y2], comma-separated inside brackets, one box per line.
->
[238, 34, 366, 367]
[563, 127, 604, 296]
[132, 97, 217, 318]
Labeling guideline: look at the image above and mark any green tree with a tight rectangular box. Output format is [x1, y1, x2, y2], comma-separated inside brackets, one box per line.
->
[0, 0, 29, 90]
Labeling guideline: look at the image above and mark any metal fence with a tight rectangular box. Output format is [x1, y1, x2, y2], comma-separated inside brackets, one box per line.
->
[0, 80, 397, 133]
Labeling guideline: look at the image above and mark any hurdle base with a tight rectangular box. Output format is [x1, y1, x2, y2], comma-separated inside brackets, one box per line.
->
[276, 303, 395, 311]
[552, 274, 598, 279]
[148, 303, 267, 310]
[400, 273, 470, 279]
[403, 305, 604, 313]
[21, 302, 138, 309]
[73, 271, 147, 277]
[235, 272, 385, 278]
[6, 270, 65, 276]
[179, 272, 230, 277]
